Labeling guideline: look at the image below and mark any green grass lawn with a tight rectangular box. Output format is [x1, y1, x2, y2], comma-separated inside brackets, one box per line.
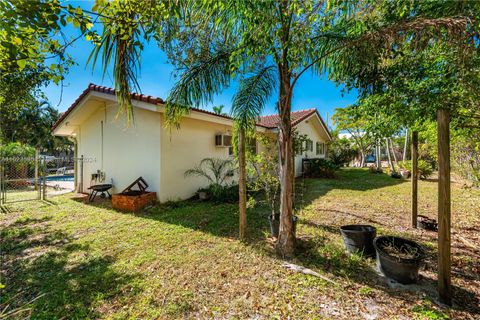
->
[1, 168, 479, 319]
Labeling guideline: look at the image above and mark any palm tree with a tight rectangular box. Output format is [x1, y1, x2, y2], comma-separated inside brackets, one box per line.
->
[231, 67, 277, 240]
[212, 104, 227, 116]
[184, 157, 235, 187]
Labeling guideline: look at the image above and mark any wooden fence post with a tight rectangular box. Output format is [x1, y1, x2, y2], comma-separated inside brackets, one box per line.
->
[437, 109, 451, 305]
[403, 128, 409, 161]
[411, 131, 418, 228]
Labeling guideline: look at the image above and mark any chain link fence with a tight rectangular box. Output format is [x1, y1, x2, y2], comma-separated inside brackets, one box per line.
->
[0, 154, 78, 204]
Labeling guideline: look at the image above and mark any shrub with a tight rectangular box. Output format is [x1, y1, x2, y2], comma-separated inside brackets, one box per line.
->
[0, 142, 36, 182]
[328, 137, 357, 166]
[303, 158, 339, 178]
[398, 160, 433, 179]
[0, 142, 35, 158]
[246, 134, 280, 216]
[206, 183, 239, 203]
[451, 133, 480, 186]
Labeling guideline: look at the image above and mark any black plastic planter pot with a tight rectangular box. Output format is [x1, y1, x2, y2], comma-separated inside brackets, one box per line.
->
[417, 215, 438, 231]
[268, 215, 298, 238]
[339, 225, 377, 257]
[374, 236, 426, 284]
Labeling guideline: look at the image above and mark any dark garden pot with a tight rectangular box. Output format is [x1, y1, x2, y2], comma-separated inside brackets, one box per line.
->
[400, 170, 411, 179]
[374, 236, 426, 284]
[268, 214, 298, 238]
[390, 172, 402, 179]
[198, 191, 209, 201]
[417, 215, 438, 231]
[339, 225, 377, 257]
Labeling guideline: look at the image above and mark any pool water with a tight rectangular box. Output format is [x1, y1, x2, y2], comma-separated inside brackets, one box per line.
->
[46, 175, 74, 182]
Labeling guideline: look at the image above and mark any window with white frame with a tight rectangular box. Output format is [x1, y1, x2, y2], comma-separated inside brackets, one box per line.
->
[306, 139, 313, 152]
[316, 142, 325, 155]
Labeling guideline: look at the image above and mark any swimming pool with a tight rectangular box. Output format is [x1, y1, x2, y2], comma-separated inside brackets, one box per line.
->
[45, 175, 74, 182]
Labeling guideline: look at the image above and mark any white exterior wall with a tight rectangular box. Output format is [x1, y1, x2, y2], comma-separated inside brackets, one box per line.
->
[293, 117, 328, 177]
[77, 102, 161, 197]
[159, 115, 232, 202]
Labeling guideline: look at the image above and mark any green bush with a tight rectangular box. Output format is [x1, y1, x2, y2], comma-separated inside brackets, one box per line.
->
[0, 142, 35, 158]
[398, 160, 433, 179]
[303, 158, 339, 178]
[328, 138, 357, 166]
[204, 184, 239, 203]
[0, 143, 36, 181]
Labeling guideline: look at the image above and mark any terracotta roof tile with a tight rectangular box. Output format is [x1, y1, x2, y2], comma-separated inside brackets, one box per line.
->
[52, 84, 331, 140]
[256, 109, 317, 128]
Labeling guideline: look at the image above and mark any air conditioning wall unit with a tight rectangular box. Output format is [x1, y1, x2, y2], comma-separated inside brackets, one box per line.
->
[215, 134, 232, 147]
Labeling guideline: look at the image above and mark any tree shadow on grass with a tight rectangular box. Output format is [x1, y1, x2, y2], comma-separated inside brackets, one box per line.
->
[303, 209, 388, 227]
[74, 168, 403, 243]
[1, 216, 142, 319]
[289, 224, 480, 318]
[294, 168, 406, 211]
[141, 200, 272, 244]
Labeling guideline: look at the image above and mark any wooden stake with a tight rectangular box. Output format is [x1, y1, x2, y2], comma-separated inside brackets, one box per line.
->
[411, 131, 418, 228]
[437, 109, 451, 305]
[403, 128, 409, 161]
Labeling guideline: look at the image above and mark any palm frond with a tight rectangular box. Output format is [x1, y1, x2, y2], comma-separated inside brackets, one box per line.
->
[231, 66, 277, 131]
[165, 49, 233, 128]
[184, 167, 215, 184]
[185, 157, 235, 186]
[88, 12, 142, 124]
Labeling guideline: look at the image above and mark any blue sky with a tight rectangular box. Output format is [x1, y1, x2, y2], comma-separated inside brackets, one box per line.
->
[44, 2, 358, 126]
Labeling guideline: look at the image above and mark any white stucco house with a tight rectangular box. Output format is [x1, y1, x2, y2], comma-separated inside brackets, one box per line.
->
[52, 84, 332, 202]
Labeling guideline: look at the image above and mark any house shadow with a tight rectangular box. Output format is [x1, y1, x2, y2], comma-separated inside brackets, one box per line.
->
[1, 215, 141, 319]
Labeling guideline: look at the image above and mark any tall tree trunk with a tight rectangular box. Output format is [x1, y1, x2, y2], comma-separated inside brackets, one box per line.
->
[411, 131, 418, 228]
[437, 109, 451, 305]
[385, 138, 395, 172]
[403, 128, 409, 162]
[390, 138, 398, 165]
[376, 140, 382, 170]
[238, 127, 247, 241]
[276, 66, 295, 257]
[360, 149, 365, 167]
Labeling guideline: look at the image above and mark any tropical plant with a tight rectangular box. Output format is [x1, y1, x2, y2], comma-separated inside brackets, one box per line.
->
[303, 159, 339, 179]
[247, 134, 280, 219]
[184, 157, 235, 188]
[451, 130, 480, 186]
[1, 100, 72, 153]
[0, 1, 97, 84]
[205, 183, 239, 203]
[0, 142, 35, 158]
[212, 104, 227, 116]
[398, 160, 433, 180]
[332, 107, 375, 167]
[328, 136, 357, 167]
